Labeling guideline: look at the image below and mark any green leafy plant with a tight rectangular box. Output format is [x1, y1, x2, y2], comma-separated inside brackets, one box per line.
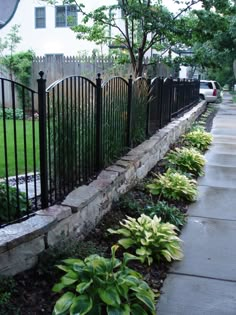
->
[147, 169, 197, 202]
[0, 183, 28, 223]
[141, 201, 186, 228]
[183, 129, 213, 152]
[38, 238, 107, 276]
[52, 245, 156, 315]
[165, 147, 206, 176]
[108, 214, 183, 265]
[0, 275, 19, 314]
[0, 108, 24, 120]
[118, 193, 144, 213]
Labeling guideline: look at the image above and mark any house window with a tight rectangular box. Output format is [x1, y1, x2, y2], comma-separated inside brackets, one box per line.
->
[35, 7, 46, 28]
[55, 5, 77, 27]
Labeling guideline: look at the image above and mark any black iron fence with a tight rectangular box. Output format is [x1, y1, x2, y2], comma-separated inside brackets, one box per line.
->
[0, 78, 40, 226]
[0, 73, 199, 227]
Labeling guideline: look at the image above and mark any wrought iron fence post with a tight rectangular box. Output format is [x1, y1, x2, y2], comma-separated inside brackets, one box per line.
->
[196, 79, 200, 103]
[37, 71, 48, 209]
[127, 75, 133, 147]
[177, 78, 180, 112]
[159, 77, 164, 128]
[183, 78, 186, 107]
[169, 77, 173, 121]
[96, 73, 102, 171]
[146, 77, 151, 138]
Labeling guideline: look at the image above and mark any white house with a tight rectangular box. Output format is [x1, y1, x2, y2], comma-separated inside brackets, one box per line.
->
[0, 0, 197, 78]
[0, 0, 118, 56]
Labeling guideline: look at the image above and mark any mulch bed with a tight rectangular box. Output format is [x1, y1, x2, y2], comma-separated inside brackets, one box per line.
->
[1, 104, 218, 315]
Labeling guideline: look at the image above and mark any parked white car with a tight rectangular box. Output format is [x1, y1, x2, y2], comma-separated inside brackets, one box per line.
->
[199, 80, 223, 103]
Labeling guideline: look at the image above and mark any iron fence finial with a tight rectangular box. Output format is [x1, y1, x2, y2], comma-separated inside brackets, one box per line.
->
[39, 71, 44, 79]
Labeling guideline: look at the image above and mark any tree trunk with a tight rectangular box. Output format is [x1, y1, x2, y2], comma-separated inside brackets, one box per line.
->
[233, 59, 236, 79]
[134, 49, 144, 77]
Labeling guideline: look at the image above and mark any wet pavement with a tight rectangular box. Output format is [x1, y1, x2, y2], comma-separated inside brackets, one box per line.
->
[157, 93, 236, 314]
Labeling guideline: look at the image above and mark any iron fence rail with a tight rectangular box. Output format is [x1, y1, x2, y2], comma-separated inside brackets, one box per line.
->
[0, 73, 199, 227]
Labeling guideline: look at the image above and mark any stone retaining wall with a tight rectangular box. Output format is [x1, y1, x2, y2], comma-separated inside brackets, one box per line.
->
[0, 101, 206, 275]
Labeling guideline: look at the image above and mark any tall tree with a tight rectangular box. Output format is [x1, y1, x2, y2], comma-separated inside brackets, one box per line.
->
[172, 1, 236, 82]
[45, 0, 232, 77]
[0, 24, 21, 79]
[45, 0, 233, 77]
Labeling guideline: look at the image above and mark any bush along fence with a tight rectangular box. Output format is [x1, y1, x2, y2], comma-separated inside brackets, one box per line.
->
[0, 72, 200, 227]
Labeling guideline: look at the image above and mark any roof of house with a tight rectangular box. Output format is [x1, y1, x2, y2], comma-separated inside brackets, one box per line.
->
[0, 0, 20, 29]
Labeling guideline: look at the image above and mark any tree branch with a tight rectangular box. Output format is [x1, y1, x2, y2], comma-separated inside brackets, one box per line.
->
[174, 0, 201, 20]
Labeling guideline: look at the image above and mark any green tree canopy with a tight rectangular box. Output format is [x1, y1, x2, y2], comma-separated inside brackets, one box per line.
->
[45, 0, 234, 77]
[173, 1, 236, 84]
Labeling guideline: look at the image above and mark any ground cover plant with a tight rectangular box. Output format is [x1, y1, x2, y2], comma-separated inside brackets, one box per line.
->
[0, 276, 19, 315]
[141, 201, 186, 228]
[0, 104, 217, 315]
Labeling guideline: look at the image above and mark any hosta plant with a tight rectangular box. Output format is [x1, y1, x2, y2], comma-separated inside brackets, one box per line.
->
[165, 147, 206, 176]
[52, 245, 156, 315]
[141, 201, 186, 228]
[146, 169, 197, 202]
[183, 129, 213, 152]
[108, 214, 183, 265]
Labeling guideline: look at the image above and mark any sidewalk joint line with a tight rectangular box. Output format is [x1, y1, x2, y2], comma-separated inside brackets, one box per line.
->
[197, 183, 236, 189]
[188, 215, 236, 222]
[168, 272, 236, 283]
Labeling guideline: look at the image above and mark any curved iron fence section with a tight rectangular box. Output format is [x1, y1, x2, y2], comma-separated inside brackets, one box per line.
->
[46, 76, 97, 204]
[131, 77, 149, 147]
[0, 73, 200, 227]
[0, 78, 39, 227]
[171, 79, 200, 118]
[101, 77, 129, 167]
[149, 77, 164, 132]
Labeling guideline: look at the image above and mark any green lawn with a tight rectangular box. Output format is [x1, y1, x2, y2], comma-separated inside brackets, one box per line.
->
[0, 120, 39, 178]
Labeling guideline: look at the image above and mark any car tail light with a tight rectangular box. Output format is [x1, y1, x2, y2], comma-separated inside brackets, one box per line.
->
[213, 89, 217, 96]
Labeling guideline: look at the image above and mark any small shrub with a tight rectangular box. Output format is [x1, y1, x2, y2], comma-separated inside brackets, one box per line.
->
[141, 201, 186, 228]
[146, 169, 197, 202]
[0, 183, 27, 223]
[183, 129, 213, 152]
[165, 147, 206, 176]
[52, 245, 156, 315]
[118, 194, 142, 212]
[0, 275, 19, 314]
[108, 214, 183, 265]
[0, 108, 24, 120]
[38, 238, 107, 276]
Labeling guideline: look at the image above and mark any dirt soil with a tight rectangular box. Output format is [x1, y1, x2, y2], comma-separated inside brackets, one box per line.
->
[1, 104, 217, 315]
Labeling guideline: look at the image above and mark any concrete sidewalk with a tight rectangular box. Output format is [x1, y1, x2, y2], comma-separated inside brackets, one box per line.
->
[156, 93, 236, 315]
